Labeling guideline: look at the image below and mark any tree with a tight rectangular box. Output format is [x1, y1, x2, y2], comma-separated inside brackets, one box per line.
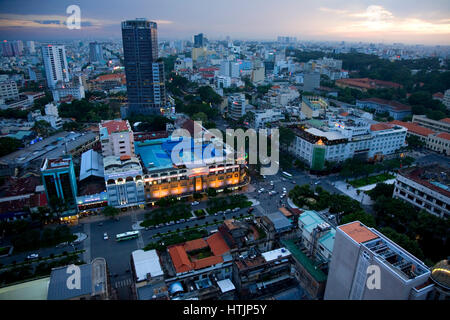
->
[367, 183, 395, 200]
[33, 120, 52, 137]
[192, 112, 208, 123]
[0, 137, 23, 157]
[406, 135, 425, 149]
[103, 206, 119, 219]
[279, 126, 295, 149]
[341, 210, 376, 227]
[206, 188, 217, 197]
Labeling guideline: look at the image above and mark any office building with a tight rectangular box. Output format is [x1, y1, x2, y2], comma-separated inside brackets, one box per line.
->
[194, 33, 205, 48]
[0, 80, 19, 101]
[303, 72, 320, 92]
[121, 19, 167, 115]
[40, 155, 77, 204]
[41, 45, 70, 89]
[99, 120, 135, 157]
[393, 165, 449, 219]
[1, 40, 13, 57]
[26, 40, 35, 54]
[324, 221, 432, 300]
[89, 41, 104, 64]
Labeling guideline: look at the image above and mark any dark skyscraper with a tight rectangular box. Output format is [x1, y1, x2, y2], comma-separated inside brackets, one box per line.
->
[121, 19, 167, 115]
[194, 33, 204, 48]
[89, 42, 104, 63]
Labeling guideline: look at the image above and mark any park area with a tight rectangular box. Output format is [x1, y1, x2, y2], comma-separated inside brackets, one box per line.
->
[140, 203, 192, 228]
[206, 194, 252, 214]
[348, 173, 396, 188]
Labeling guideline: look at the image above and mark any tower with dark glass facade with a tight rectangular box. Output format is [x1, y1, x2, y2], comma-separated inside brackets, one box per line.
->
[121, 19, 167, 115]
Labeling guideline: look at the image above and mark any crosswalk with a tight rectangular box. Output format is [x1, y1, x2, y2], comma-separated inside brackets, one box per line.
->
[131, 210, 145, 249]
[114, 278, 133, 289]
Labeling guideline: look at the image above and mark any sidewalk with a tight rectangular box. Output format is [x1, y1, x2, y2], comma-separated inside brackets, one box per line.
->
[333, 179, 398, 205]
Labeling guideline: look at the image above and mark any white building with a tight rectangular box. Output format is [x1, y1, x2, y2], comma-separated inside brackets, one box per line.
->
[41, 45, 70, 89]
[228, 94, 246, 120]
[393, 166, 449, 219]
[51, 84, 85, 102]
[325, 221, 432, 300]
[99, 120, 135, 157]
[214, 75, 231, 89]
[288, 119, 407, 170]
[252, 109, 284, 129]
[103, 155, 145, 208]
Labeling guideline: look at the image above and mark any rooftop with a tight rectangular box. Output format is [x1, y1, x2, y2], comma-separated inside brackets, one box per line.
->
[389, 120, 435, 137]
[261, 247, 291, 262]
[168, 233, 230, 274]
[99, 120, 130, 137]
[80, 149, 104, 181]
[132, 249, 164, 282]
[339, 221, 379, 244]
[298, 210, 336, 253]
[281, 239, 327, 282]
[266, 211, 293, 232]
[398, 165, 450, 198]
[0, 277, 50, 300]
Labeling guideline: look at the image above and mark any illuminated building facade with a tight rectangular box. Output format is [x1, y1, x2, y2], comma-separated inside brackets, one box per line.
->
[104, 155, 145, 208]
[135, 136, 248, 203]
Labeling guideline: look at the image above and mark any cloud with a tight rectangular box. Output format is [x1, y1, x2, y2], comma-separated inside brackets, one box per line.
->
[0, 13, 117, 29]
[319, 5, 450, 35]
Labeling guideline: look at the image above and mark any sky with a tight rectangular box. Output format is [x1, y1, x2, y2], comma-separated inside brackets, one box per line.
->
[0, 0, 449, 45]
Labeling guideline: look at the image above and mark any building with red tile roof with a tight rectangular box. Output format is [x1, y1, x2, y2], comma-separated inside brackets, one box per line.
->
[168, 232, 230, 275]
[389, 120, 435, 138]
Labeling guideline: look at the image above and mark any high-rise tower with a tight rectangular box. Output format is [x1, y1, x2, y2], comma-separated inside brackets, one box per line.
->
[121, 19, 167, 115]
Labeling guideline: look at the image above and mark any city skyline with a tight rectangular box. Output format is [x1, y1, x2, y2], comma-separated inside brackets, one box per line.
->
[0, 0, 449, 45]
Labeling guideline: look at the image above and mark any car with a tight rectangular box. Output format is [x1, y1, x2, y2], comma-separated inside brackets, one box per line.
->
[103, 233, 109, 240]
[314, 181, 320, 185]
[191, 201, 199, 206]
[247, 207, 254, 213]
[280, 194, 285, 199]
[232, 207, 240, 212]
[27, 253, 39, 260]
[328, 215, 335, 220]
[180, 219, 186, 223]
[270, 181, 274, 186]
[291, 180, 296, 184]
[98, 222, 103, 226]
[225, 209, 232, 213]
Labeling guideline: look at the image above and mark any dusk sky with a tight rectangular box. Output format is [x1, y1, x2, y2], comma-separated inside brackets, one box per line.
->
[0, 0, 449, 45]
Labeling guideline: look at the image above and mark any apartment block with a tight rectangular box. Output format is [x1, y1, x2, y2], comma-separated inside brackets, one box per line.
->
[325, 221, 433, 300]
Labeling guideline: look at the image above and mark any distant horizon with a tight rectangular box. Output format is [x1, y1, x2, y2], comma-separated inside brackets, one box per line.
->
[1, 0, 449, 46]
[2, 36, 450, 48]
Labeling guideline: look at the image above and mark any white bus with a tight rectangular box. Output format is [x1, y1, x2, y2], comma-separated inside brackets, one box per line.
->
[116, 231, 139, 242]
[282, 171, 293, 179]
